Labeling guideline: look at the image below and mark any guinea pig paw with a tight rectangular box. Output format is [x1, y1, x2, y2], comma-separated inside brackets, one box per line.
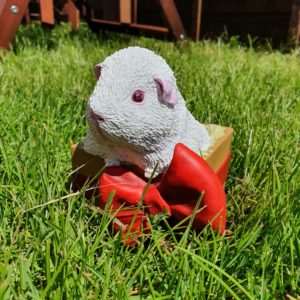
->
[105, 158, 121, 167]
[144, 167, 160, 179]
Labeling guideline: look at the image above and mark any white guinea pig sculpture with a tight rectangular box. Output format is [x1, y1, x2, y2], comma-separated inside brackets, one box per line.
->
[83, 46, 211, 178]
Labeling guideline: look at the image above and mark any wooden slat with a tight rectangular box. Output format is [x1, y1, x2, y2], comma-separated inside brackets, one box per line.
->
[24, 7, 31, 24]
[67, 0, 80, 31]
[87, 16, 169, 33]
[62, 0, 80, 31]
[0, 1, 6, 15]
[288, 0, 300, 46]
[159, 0, 186, 40]
[129, 23, 169, 33]
[39, 0, 55, 25]
[133, 0, 138, 23]
[90, 17, 121, 26]
[0, 0, 30, 50]
[192, 0, 202, 41]
[81, 0, 87, 17]
[119, 0, 131, 24]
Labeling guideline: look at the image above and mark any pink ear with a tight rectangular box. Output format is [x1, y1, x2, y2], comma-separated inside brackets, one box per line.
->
[94, 64, 102, 80]
[154, 77, 177, 107]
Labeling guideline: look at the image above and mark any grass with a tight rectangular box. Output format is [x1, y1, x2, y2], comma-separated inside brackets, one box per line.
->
[0, 23, 299, 299]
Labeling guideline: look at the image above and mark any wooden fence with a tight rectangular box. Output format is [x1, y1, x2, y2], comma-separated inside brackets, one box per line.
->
[1, 0, 300, 50]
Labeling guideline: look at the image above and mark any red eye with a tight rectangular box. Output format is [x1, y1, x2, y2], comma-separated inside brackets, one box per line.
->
[132, 90, 145, 103]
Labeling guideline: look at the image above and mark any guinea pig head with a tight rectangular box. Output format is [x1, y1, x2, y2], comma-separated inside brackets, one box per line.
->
[86, 47, 182, 152]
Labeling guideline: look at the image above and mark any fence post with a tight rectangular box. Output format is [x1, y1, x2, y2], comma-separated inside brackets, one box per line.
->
[0, 0, 30, 50]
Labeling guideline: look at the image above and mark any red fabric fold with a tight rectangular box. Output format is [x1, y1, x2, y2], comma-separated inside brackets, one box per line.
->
[98, 143, 228, 244]
[158, 144, 226, 233]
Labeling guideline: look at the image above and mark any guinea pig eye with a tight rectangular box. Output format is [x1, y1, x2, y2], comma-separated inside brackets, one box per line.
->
[132, 90, 145, 103]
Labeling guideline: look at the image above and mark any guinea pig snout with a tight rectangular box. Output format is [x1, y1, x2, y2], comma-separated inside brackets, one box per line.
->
[89, 110, 105, 123]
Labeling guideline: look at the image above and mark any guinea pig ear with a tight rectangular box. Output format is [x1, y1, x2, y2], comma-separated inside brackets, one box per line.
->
[153, 77, 177, 107]
[93, 64, 102, 80]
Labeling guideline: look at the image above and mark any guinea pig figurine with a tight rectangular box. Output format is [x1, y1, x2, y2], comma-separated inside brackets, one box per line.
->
[83, 46, 211, 178]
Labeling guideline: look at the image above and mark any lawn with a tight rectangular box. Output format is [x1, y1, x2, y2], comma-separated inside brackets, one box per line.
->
[0, 24, 299, 299]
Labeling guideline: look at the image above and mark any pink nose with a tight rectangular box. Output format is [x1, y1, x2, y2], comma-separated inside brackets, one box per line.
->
[90, 110, 105, 123]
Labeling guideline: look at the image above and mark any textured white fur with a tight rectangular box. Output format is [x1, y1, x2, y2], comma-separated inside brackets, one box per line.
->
[83, 46, 211, 177]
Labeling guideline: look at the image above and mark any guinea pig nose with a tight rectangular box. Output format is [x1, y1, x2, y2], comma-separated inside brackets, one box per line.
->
[90, 110, 105, 123]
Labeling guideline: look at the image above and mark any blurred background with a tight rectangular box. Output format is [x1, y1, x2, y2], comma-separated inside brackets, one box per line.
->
[1, 0, 300, 50]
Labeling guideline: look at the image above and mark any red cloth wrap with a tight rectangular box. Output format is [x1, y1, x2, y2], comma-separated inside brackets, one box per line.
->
[99, 143, 229, 245]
